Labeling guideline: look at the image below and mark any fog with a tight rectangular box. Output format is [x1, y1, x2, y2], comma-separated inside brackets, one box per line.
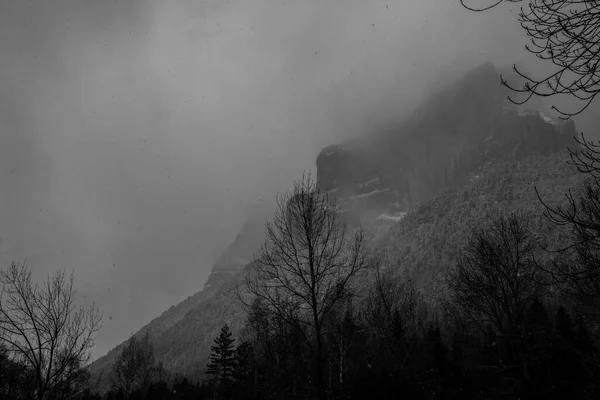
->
[1, 0, 593, 360]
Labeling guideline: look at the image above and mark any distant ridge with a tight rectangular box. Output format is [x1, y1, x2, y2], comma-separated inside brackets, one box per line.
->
[91, 63, 581, 388]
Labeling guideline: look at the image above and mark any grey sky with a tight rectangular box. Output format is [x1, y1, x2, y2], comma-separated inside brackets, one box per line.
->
[0, 0, 594, 360]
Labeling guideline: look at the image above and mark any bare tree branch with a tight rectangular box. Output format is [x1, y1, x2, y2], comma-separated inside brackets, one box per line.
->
[462, 0, 600, 118]
[238, 171, 376, 400]
[110, 330, 158, 397]
[0, 261, 103, 400]
[535, 134, 600, 318]
[448, 213, 541, 335]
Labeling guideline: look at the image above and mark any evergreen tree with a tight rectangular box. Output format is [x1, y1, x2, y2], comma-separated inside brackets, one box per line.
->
[206, 324, 236, 397]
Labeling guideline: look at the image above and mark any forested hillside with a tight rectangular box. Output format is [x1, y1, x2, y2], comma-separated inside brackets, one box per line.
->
[86, 64, 590, 398]
[372, 152, 583, 290]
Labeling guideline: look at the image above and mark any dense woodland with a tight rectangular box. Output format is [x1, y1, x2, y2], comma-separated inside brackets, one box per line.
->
[3, 137, 600, 400]
[112, 140, 600, 400]
[2, 0, 600, 398]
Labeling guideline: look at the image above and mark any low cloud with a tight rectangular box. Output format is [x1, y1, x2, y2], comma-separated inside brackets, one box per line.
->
[2, 0, 592, 359]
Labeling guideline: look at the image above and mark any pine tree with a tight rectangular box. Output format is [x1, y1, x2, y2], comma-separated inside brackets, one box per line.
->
[206, 324, 236, 397]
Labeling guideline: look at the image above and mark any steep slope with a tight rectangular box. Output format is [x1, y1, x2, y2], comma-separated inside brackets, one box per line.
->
[371, 152, 584, 293]
[90, 62, 583, 385]
[204, 213, 267, 288]
[317, 63, 577, 223]
[90, 213, 268, 385]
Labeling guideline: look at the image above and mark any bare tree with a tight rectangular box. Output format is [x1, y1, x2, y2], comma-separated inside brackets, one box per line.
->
[536, 133, 600, 318]
[461, 0, 600, 118]
[50, 356, 97, 400]
[448, 213, 541, 335]
[0, 261, 102, 400]
[363, 266, 428, 342]
[111, 330, 157, 397]
[240, 297, 310, 399]
[239, 172, 375, 400]
[362, 265, 428, 391]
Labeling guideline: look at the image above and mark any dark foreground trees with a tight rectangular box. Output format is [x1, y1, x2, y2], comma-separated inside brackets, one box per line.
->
[110, 331, 163, 398]
[43, 160, 600, 400]
[461, 0, 600, 118]
[448, 213, 541, 335]
[536, 134, 600, 320]
[0, 262, 102, 400]
[359, 266, 431, 397]
[239, 172, 375, 400]
[206, 324, 236, 399]
[0, 343, 33, 399]
[225, 205, 600, 399]
[446, 213, 554, 397]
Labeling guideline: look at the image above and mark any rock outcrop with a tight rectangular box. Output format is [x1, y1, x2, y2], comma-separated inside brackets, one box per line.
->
[90, 62, 580, 386]
[316, 63, 578, 222]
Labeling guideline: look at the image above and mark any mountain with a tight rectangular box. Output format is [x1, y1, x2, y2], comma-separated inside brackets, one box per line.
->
[316, 63, 577, 225]
[89, 213, 268, 386]
[90, 63, 582, 387]
[205, 213, 268, 288]
[371, 152, 584, 295]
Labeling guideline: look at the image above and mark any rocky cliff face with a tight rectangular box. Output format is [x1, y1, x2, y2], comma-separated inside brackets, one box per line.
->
[316, 63, 577, 223]
[90, 62, 579, 386]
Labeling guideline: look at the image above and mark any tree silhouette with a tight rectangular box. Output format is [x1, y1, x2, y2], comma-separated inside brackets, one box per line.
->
[239, 297, 311, 399]
[0, 343, 33, 399]
[0, 262, 102, 400]
[461, 0, 600, 118]
[231, 341, 255, 399]
[536, 134, 600, 319]
[206, 324, 236, 398]
[111, 331, 156, 398]
[448, 213, 541, 335]
[239, 172, 375, 400]
[362, 265, 428, 394]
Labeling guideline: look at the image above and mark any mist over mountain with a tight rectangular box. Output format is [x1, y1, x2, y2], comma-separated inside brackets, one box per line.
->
[3, 0, 544, 360]
[316, 63, 577, 223]
[89, 62, 583, 387]
[4, 1, 600, 397]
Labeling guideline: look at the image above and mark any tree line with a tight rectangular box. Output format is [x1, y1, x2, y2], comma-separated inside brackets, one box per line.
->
[5, 135, 600, 399]
[194, 152, 600, 400]
[2, 0, 598, 398]
[104, 145, 600, 400]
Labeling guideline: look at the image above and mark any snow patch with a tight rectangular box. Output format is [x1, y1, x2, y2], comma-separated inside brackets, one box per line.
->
[539, 112, 553, 123]
[356, 177, 381, 188]
[351, 188, 390, 200]
[518, 109, 539, 117]
[377, 212, 406, 222]
[539, 112, 561, 125]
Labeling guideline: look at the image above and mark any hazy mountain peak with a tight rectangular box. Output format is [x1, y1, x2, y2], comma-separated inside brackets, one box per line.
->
[91, 62, 580, 388]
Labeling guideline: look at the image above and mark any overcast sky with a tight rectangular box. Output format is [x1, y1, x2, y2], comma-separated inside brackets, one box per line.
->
[1, 0, 596, 360]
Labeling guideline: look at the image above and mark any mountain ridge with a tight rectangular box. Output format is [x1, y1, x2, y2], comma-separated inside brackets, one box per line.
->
[90, 62, 582, 387]
[316, 63, 576, 223]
